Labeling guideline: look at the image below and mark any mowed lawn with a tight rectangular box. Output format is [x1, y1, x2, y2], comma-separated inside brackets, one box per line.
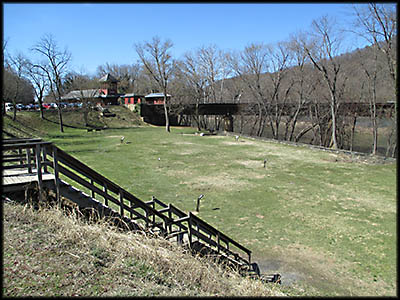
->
[37, 124, 397, 296]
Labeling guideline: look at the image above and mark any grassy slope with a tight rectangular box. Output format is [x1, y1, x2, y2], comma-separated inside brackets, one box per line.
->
[3, 201, 286, 297]
[2, 109, 397, 296]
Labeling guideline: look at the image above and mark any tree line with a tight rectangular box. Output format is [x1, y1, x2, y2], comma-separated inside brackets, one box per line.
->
[3, 3, 396, 156]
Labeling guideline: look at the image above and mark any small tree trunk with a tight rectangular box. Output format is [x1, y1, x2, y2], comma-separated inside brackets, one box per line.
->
[330, 101, 338, 149]
[57, 104, 64, 133]
[163, 93, 170, 133]
[350, 114, 357, 152]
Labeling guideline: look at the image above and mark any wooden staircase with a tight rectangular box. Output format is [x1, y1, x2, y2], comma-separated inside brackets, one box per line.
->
[2, 137, 280, 283]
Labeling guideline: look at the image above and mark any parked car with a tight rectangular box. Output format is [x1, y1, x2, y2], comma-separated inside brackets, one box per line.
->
[50, 103, 58, 109]
[25, 104, 35, 110]
[15, 103, 26, 111]
[42, 103, 51, 110]
[5, 102, 14, 112]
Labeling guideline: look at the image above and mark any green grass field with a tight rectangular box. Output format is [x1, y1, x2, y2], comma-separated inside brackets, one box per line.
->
[3, 109, 397, 296]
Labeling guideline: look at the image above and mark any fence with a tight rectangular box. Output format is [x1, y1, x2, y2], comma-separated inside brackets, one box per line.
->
[2, 138, 254, 274]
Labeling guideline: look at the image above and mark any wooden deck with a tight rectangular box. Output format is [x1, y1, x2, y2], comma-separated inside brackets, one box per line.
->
[2, 168, 55, 192]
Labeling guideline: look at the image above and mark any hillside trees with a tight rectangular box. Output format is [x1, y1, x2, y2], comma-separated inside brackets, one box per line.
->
[177, 45, 230, 131]
[351, 3, 397, 156]
[31, 34, 72, 133]
[63, 72, 99, 126]
[227, 43, 270, 137]
[177, 50, 208, 131]
[135, 36, 175, 133]
[197, 45, 230, 131]
[285, 34, 321, 143]
[25, 59, 49, 119]
[3, 53, 34, 120]
[96, 63, 142, 94]
[264, 41, 293, 140]
[299, 16, 348, 149]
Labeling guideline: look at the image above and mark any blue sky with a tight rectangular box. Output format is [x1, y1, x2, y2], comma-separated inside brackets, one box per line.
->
[3, 3, 369, 76]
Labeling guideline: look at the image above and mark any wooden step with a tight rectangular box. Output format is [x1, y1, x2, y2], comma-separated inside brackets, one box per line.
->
[166, 230, 188, 240]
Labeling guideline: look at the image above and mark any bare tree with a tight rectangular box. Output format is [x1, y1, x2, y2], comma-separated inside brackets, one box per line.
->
[96, 62, 142, 94]
[285, 33, 319, 142]
[178, 51, 208, 130]
[4, 53, 29, 121]
[31, 34, 71, 133]
[66, 72, 99, 126]
[197, 45, 230, 130]
[300, 16, 348, 149]
[227, 43, 270, 137]
[135, 36, 174, 132]
[25, 59, 49, 119]
[264, 41, 292, 140]
[351, 3, 397, 157]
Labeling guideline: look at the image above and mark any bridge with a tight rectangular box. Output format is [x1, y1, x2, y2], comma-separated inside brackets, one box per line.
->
[140, 102, 395, 126]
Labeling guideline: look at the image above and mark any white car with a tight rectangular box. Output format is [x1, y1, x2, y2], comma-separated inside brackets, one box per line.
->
[5, 102, 14, 111]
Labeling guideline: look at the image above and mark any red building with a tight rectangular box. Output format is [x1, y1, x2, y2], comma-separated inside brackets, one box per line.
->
[121, 93, 143, 105]
[61, 73, 121, 106]
[144, 93, 171, 104]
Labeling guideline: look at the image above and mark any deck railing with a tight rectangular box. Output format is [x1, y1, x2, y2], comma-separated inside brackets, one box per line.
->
[3, 138, 253, 273]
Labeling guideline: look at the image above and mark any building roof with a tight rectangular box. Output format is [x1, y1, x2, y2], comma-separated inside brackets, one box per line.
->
[61, 89, 101, 100]
[145, 92, 171, 98]
[121, 93, 144, 97]
[99, 73, 119, 83]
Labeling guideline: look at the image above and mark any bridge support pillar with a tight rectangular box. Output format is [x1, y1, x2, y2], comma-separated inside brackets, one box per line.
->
[223, 113, 233, 132]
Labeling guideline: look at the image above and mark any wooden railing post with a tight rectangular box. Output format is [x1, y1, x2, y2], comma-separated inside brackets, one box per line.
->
[129, 199, 133, 219]
[18, 148, 23, 166]
[217, 232, 221, 254]
[188, 212, 193, 247]
[52, 146, 61, 205]
[90, 179, 95, 199]
[35, 144, 43, 201]
[26, 148, 32, 173]
[144, 208, 149, 228]
[42, 146, 48, 173]
[103, 182, 108, 207]
[119, 189, 124, 217]
[167, 204, 172, 232]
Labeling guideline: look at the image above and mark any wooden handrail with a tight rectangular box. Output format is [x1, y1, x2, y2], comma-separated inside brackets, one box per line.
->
[45, 144, 171, 227]
[3, 141, 52, 151]
[3, 139, 253, 268]
[3, 138, 43, 144]
[189, 212, 251, 257]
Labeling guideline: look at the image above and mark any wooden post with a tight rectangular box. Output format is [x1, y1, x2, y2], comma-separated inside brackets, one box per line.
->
[129, 199, 133, 219]
[119, 189, 124, 217]
[35, 144, 43, 202]
[188, 212, 193, 247]
[152, 200, 156, 225]
[144, 208, 149, 228]
[52, 147, 61, 205]
[26, 148, 32, 173]
[42, 146, 48, 173]
[217, 232, 221, 254]
[167, 204, 172, 232]
[18, 148, 23, 165]
[103, 182, 108, 207]
[90, 178, 95, 199]
[177, 232, 183, 245]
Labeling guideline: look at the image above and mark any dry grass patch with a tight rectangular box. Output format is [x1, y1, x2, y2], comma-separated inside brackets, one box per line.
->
[3, 201, 285, 297]
[183, 173, 248, 191]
